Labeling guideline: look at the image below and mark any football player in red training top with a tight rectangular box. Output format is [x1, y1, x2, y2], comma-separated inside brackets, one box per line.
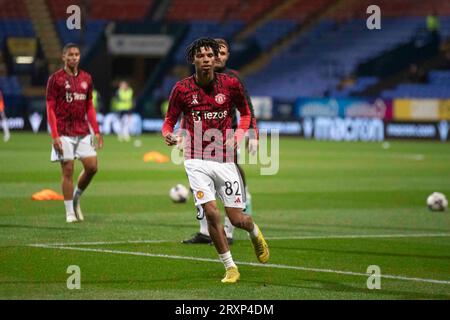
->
[162, 38, 269, 283]
[46, 43, 103, 223]
[181, 38, 259, 245]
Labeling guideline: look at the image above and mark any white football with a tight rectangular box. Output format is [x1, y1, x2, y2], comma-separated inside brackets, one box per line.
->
[426, 192, 448, 212]
[169, 184, 190, 203]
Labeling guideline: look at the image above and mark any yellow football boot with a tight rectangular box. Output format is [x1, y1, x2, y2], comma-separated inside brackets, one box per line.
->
[251, 224, 269, 263]
[221, 266, 240, 284]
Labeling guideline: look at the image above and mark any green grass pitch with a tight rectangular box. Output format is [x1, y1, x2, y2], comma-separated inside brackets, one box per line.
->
[0, 132, 449, 299]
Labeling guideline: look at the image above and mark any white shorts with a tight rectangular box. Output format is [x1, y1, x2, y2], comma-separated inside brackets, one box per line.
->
[184, 159, 246, 209]
[51, 135, 97, 162]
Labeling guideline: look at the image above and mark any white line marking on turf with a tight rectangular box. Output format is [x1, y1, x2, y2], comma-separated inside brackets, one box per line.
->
[29, 239, 171, 246]
[28, 233, 450, 247]
[29, 244, 450, 286]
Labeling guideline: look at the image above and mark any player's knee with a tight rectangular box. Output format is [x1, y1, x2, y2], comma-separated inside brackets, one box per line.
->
[87, 165, 98, 175]
[62, 167, 74, 179]
[84, 163, 98, 175]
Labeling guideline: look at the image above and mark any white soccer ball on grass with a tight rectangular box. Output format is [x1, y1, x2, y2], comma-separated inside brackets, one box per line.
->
[169, 184, 190, 203]
[426, 192, 448, 212]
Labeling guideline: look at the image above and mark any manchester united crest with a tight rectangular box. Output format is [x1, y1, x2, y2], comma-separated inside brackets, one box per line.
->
[80, 81, 88, 90]
[215, 93, 226, 105]
[196, 191, 204, 199]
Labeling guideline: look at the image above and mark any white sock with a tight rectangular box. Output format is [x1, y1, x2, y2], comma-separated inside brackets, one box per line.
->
[224, 216, 234, 239]
[249, 223, 259, 239]
[219, 251, 236, 269]
[199, 216, 209, 236]
[64, 200, 75, 215]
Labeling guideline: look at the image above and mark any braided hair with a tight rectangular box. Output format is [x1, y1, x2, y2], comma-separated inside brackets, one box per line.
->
[185, 37, 220, 63]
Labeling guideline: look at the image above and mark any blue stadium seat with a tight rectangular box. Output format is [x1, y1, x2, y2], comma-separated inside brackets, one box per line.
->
[248, 20, 297, 50]
[173, 20, 244, 64]
[0, 76, 22, 95]
[56, 20, 107, 54]
[0, 19, 35, 43]
[382, 83, 450, 98]
[244, 18, 426, 99]
[428, 70, 450, 85]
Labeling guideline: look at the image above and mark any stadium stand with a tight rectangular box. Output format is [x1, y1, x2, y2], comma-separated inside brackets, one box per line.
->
[329, 0, 450, 20]
[243, 17, 428, 98]
[48, 0, 154, 45]
[165, 0, 278, 23]
[0, 76, 21, 96]
[237, 0, 450, 99]
[280, 0, 334, 21]
[173, 21, 244, 64]
[166, 0, 238, 22]
[47, 0, 154, 21]
[229, 0, 279, 24]
[55, 20, 106, 54]
[0, 0, 29, 18]
[429, 70, 450, 85]
[330, 76, 379, 98]
[47, 0, 155, 54]
[382, 83, 450, 99]
[0, 20, 35, 45]
[382, 66, 450, 99]
[0, 0, 35, 44]
[1, 0, 450, 112]
[246, 20, 298, 51]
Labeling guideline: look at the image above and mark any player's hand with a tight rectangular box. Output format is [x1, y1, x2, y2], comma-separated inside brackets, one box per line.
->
[248, 138, 258, 155]
[164, 133, 178, 146]
[52, 137, 63, 157]
[95, 133, 103, 150]
[176, 135, 185, 151]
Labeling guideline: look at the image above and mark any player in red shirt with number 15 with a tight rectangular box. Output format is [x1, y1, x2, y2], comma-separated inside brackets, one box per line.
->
[46, 43, 103, 223]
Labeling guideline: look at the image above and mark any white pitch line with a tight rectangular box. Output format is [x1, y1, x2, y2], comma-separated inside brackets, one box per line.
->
[29, 239, 172, 246]
[29, 244, 450, 286]
[28, 233, 450, 247]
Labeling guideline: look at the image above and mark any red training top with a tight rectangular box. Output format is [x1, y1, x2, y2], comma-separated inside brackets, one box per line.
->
[162, 73, 251, 162]
[46, 68, 99, 138]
